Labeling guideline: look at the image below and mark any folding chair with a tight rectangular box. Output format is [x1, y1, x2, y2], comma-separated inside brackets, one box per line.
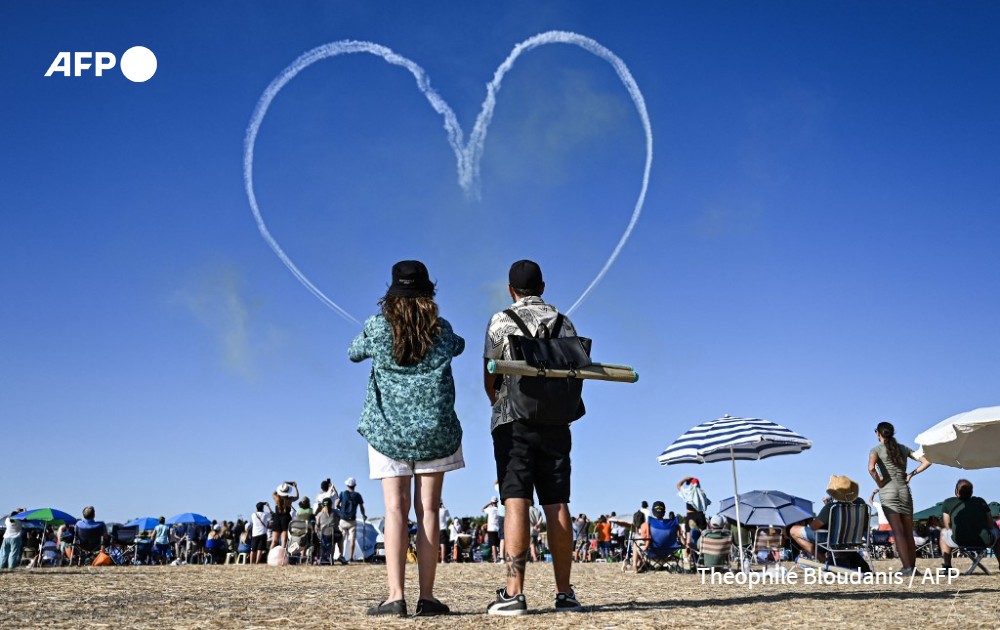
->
[634, 517, 683, 573]
[752, 526, 785, 570]
[110, 526, 138, 566]
[955, 547, 991, 575]
[816, 502, 870, 568]
[869, 527, 894, 560]
[697, 530, 733, 572]
[72, 523, 106, 566]
[288, 518, 312, 564]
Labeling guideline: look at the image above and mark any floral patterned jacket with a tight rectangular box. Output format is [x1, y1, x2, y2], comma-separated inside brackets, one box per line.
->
[349, 314, 464, 461]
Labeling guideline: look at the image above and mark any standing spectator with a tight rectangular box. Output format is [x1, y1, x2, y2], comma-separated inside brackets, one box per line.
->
[249, 502, 271, 564]
[449, 517, 463, 562]
[271, 482, 299, 550]
[640, 501, 651, 521]
[573, 514, 591, 562]
[337, 478, 367, 563]
[315, 479, 339, 509]
[1, 508, 26, 569]
[348, 260, 465, 617]
[869, 421, 931, 574]
[484, 260, 584, 615]
[483, 498, 501, 562]
[528, 505, 544, 562]
[610, 512, 624, 556]
[152, 516, 171, 564]
[438, 502, 451, 563]
[595, 516, 612, 559]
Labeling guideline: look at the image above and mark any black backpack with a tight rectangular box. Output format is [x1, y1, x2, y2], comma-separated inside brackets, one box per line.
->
[503, 309, 591, 425]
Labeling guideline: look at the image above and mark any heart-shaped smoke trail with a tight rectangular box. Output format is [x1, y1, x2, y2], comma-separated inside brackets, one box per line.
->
[244, 31, 653, 326]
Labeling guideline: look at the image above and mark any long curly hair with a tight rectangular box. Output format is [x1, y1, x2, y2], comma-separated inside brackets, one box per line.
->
[379, 295, 440, 366]
[876, 421, 905, 470]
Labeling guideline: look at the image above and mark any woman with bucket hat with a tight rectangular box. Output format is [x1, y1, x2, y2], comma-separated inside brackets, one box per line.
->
[349, 260, 465, 617]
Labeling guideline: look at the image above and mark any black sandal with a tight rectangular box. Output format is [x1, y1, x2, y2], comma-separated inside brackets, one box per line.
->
[367, 599, 407, 617]
[415, 598, 450, 616]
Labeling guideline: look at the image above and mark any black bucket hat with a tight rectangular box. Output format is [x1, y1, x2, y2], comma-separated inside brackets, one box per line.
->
[386, 260, 435, 298]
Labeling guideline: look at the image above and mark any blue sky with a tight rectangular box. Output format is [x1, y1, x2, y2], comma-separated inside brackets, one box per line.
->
[2, 1, 998, 524]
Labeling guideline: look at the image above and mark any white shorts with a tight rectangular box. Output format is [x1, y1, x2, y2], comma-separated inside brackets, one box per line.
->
[368, 444, 465, 479]
[942, 527, 999, 548]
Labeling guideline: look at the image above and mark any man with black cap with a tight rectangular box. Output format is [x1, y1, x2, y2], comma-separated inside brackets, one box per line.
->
[484, 260, 583, 615]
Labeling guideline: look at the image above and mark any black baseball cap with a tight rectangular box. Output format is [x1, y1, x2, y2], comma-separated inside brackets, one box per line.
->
[508, 260, 543, 294]
[651, 501, 666, 518]
[386, 260, 435, 298]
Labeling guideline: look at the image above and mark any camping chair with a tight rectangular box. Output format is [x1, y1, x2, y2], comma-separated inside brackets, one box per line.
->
[634, 517, 683, 573]
[110, 526, 138, 565]
[317, 522, 337, 565]
[697, 529, 733, 572]
[869, 527, 894, 560]
[752, 526, 785, 570]
[816, 502, 870, 568]
[72, 523, 107, 566]
[954, 546, 991, 575]
[287, 518, 312, 564]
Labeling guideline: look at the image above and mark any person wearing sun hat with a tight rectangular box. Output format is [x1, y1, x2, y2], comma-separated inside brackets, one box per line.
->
[789, 475, 866, 562]
[349, 260, 465, 617]
[270, 481, 299, 550]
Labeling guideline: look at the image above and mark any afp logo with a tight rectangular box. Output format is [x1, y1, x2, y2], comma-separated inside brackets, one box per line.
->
[45, 46, 157, 82]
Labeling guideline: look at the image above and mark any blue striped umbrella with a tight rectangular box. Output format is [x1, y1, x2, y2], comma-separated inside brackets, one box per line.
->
[657, 415, 812, 568]
[657, 415, 812, 465]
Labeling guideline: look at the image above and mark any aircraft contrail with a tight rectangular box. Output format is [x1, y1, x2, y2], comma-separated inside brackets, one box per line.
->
[243, 31, 652, 324]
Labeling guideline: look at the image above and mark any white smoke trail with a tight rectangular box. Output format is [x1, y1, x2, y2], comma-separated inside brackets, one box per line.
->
[243, 32, 653, 324]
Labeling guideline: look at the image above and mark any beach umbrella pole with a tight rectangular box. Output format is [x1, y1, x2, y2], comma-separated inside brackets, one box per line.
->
[730, 446, 746, 571]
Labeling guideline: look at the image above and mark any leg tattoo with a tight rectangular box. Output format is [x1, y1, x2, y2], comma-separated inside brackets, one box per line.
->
[505, 550, 528, 579]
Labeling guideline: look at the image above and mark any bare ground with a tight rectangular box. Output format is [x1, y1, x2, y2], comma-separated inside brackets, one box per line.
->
[1, 558, 998, 629]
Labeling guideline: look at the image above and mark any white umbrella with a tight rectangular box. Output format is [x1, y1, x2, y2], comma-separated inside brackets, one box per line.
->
[658, 414, 812, 569]
[914, 405, 1000, 469]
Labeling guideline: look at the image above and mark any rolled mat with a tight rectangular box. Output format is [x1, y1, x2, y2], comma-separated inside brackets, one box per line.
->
[487, 359, 638, 383]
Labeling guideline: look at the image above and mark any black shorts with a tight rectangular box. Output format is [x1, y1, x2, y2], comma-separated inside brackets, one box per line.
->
[493, 421, 571, 506]
[251, 534, 268, 552]
[487, 531, 500, 548]
[271, 512, 291, 533]
[440, 529, 449, 545]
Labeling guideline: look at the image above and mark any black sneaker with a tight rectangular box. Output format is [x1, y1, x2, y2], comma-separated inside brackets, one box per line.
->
[415, 598, 450, 616]
[367, 599, 407, 617]
[486, 588, 527, 616]
[554, 588, 583, 612]
[338, 557, 349, 565]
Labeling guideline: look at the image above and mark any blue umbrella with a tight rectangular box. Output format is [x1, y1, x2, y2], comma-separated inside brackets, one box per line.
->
[126, 517, 161, 530]
[718, 491, 814, 526]
[165, 513, 211, 526]
[658, 414, 812, 568]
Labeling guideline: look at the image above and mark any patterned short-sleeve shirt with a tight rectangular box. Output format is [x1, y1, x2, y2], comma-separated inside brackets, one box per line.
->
[484, 296, 577, 432]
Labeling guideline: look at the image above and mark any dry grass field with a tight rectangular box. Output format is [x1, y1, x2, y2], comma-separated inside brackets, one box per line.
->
[2, 558, 999, 629]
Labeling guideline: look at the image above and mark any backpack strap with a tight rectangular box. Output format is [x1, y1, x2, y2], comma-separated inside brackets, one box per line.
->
[550, 313, 565, 338]
[504, 309, 533, 337]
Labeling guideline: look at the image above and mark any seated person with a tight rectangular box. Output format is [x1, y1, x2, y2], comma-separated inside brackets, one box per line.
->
[631, 501, 680, 571]
[940, 479, 1000, 572]
[75, 506, 108, 550]
[790, 475, 866, 562]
